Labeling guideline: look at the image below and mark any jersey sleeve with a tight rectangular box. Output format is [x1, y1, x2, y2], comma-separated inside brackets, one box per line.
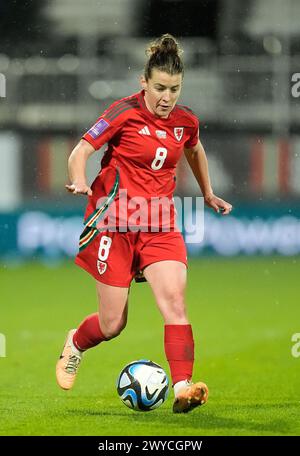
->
[82, 102, 125, 150]
[184, 118, 199, 149]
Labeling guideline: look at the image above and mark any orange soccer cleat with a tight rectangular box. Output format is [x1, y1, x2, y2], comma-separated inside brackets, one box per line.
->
[56, 329, 83, 390]
[173, 381, 209, 413]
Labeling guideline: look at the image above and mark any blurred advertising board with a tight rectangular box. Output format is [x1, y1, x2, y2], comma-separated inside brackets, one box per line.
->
[0, 205, 300, 261]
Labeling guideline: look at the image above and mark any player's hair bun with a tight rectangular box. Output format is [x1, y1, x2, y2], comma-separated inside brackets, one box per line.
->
[146, 34, 183, 58]
[144, 34, 184, 80]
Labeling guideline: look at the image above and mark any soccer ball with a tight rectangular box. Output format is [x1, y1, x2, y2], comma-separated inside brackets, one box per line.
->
[117, 359, 169, 411]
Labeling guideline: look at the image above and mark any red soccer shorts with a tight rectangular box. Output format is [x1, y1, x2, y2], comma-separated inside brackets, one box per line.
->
[75, 230, 187, 287]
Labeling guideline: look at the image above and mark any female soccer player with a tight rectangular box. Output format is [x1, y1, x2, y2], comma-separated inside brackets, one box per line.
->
[56, 34, 232, 413]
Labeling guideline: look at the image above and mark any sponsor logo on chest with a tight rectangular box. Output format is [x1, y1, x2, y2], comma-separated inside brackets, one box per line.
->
[155, 130, 167, 139]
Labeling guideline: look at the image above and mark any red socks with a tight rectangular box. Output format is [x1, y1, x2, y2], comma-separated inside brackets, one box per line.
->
[73, 313, 107, 351]
[72, 316, 195, 385]
[164, 324, 194, 385]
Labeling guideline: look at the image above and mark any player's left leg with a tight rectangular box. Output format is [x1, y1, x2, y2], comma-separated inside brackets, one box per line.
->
[143, 259, 208, 413]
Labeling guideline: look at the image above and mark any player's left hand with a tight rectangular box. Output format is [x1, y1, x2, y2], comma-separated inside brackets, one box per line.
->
[204, 194, 232, 215]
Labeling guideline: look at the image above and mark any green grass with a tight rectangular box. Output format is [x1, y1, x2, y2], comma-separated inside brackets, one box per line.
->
[1, 257, 300, 436]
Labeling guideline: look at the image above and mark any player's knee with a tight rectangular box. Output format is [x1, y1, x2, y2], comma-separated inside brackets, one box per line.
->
[160, 291, 187, 322]
[169, 307, 187, 323]
[166, 290, 185, 308]
[101, 316, 127, 340]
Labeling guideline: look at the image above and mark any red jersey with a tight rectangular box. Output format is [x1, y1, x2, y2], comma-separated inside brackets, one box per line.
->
[82, 90, 199, 232]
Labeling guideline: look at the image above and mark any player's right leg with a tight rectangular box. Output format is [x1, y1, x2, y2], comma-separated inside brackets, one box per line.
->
[56, 231, 134, 390]
[56, 284, 129, 390]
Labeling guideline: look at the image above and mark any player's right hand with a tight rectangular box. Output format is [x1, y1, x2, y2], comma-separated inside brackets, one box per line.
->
[65, 183, 93, 196]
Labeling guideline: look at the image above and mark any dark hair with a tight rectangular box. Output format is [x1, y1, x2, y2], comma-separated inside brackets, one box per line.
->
[144, 34, 184, 81]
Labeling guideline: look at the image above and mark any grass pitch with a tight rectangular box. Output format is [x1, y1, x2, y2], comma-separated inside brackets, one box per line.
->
[1, 257, 300, 436]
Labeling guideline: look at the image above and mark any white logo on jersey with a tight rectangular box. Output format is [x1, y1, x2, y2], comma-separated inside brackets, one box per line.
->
[174, 127, 184, 141]
[156, 130, 167, 139]
[139, 126, 151, 135]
